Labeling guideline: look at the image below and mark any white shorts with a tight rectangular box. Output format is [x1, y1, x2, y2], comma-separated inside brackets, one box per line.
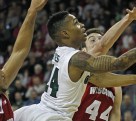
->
[14, 104, 71, 121]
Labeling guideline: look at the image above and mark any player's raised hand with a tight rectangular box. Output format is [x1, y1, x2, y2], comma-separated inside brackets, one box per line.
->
[29, 0, 48, 12]
[126, 7, 136, 21]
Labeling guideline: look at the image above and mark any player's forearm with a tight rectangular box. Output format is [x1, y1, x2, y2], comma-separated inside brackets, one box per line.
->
[101, 14, 132, 53]
[1, 10, 37, 88]
[12, 10, 37, 59]
[70, 50, 136, 73]
[89, 48, 136, 73]
[112, 48, 136, 71]
[110, 74, 136, 87]
[90, 73, 136, 87]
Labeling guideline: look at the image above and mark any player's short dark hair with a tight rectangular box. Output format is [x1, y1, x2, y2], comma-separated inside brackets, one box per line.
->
[47, 11, 69, 40]
[86, 28, 103, 36]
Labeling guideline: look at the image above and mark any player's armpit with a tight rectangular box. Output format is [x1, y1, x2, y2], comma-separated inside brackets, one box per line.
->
[88, 72, 136, 87]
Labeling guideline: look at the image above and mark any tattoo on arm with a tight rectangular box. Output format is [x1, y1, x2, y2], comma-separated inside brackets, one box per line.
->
[92, 56, 113, 71]
[70, 51, 116, 73]
[70, 48, 136, 73]
[70, 51, 95, 71]
[113, 48, 136, 70]
[92, 48, 136, 72]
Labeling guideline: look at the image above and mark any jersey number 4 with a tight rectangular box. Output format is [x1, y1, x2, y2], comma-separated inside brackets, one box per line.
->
[45, 67, 59, 98]
[85, 100, 112, 121]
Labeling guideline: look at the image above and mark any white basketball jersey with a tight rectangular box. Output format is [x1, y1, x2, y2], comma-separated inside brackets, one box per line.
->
[41, 46, 90, 120]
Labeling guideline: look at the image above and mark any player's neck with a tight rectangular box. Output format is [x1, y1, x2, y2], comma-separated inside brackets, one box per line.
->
[58, 42, 80, 50]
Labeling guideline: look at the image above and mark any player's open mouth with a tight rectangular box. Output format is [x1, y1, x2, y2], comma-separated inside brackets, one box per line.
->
[84, 32, 87, 37]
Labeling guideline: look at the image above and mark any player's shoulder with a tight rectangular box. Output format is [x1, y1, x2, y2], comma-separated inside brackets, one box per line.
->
[55, 46, 79, 55]
[53, 46, 79, 64]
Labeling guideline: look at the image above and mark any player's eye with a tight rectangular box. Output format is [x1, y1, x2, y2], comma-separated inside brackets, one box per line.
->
[98, 36, 102, 40]
[91, 39, 95, 42]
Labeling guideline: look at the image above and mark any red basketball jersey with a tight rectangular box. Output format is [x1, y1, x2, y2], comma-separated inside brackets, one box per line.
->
[73, 83, 115, 121]
[0, 93, 14, 121]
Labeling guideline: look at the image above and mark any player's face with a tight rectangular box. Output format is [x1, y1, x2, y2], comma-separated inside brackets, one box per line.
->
[85, 33, 102, 50]
[64, 14, 87, 47]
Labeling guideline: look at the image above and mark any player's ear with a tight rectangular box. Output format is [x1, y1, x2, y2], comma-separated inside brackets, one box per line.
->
[61, 30, 70, 39]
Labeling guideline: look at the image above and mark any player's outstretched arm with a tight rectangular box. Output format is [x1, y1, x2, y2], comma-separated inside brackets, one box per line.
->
[99, 7, 136, 54]
[109, 87, 122, 121]
[70, 48, 136, 73]
[0, 0, 48, 90]
[89, 72, 136, 87]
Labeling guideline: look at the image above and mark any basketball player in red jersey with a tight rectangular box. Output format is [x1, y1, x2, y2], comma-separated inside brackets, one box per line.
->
[73, 8, 136, 121]
[0, 0, 48, 120]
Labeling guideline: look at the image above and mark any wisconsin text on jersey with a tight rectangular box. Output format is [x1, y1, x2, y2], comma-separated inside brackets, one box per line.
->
[90, 87, 115, 102]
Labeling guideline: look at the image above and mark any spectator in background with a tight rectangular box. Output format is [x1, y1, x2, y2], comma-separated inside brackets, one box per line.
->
[6, 2, 20, 29]
[44, 32, 56, 50]
[26, 76, 45, 98]
[82, 9, 93, 29]
[9, 79, 27, 104]
[83, 0, 100, 18]
[34, 64, 44, 81]
[18, 69, 31, 87]
[32, 41, 44, 58]
[27, 52, 36, 76]
[58, 2, 66, 11]
[121, 94, 136, 120]
[124, 111, 133, 121]
[121, 27, 136, 52]
[116, 26, 136, 59]
[44, 60, 53, 83]
[49, 2, 57, 14]
[24, 89, 40, 106]
[4, 45, 13, 61]
[67, 0, 83, 17]
[93, 19, 105, 33]
[36, 10, 48, 36]
[13, 92, 24, 109]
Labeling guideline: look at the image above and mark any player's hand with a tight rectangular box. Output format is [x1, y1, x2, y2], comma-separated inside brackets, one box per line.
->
[126, 7, 136, 21]
[29, 0, 48, 12]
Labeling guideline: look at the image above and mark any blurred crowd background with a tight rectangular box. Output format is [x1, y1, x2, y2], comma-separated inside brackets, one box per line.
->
[0, 0, 136, 121]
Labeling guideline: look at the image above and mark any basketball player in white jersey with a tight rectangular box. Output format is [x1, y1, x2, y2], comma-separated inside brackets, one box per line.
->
[14, 8, 136, 121]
